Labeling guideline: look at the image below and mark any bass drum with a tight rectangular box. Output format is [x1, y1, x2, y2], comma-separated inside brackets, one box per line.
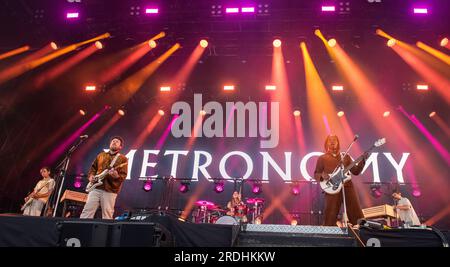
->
[215, 215, 238, 225]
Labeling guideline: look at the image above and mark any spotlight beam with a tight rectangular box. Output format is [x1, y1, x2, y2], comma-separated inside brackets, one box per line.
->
[0, 45, 30, 61]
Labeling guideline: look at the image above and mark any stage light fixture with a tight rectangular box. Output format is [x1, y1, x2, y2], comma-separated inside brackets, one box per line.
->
[293, 110, 301, 117]
[241, 7, 255, 13]
[148, 40, 157, 48]
[224, 85, 235, 91]
[79, 109, 86, 116]
[387, 39, 396, 47]
[145, 8, 159, 14]
[337, 111, 345, 117]
[273, 39, 281, 48]
[66, 12, 79, 19]
[143, 180, 153, 192]
[213, 180, 225, 193]
[85, 85, 96, 91]
[179, 182, 190, 193]
[290, 219, 298, 226]
[413, 8, 428, 14]
[291, 183, 300, 195]
[321, 6, 336, 12]
[412, 188, 421, 197]
[211, 5, 223, 17]
[50, 42, 58, 50]
[94, 41, 103, 49]
[440, 37, 448, 47]
[328, 38, 337, 47]
[332, 85, 344, 91]
[370, 184, 382, 198]
[74, 175, 83, 188]
[200, 39, 208, 48]
[225, 7, 239, 13]
[429, 111, 436, 118]
[257, 3, 270, 15]
[160, 86, 171, 92]
[252, 181, 262, 195]
[118, 109, 125, 116]
[265, 85, 276, 90]
[383, 111, 390, 117]
[158, 109, 165, 116]
[416, 84, 429, 91]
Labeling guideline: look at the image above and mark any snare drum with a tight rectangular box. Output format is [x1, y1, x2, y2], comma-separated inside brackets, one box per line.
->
[215, 215, 238, 225]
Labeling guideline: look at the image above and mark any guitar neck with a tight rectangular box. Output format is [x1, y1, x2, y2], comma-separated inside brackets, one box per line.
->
[343, 146, 373, 173]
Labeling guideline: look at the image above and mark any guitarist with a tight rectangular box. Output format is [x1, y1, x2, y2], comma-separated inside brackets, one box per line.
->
[314, 135, 367, 226]
[23, 166, 55, 216]
[80, 136, 128, 219]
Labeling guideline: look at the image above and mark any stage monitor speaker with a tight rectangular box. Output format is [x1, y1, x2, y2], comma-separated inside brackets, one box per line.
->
[109, 222, 158, 247]
[57, 220, 109, 247]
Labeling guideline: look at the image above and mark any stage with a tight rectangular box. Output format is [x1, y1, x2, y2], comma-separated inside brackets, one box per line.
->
[0, 215, 448, 247]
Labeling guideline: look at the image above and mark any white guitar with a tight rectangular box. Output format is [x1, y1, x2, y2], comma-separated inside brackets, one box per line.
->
[320, 138, 386, 194]
[21, 180, 52, 211]
[85, 162, 127, 193]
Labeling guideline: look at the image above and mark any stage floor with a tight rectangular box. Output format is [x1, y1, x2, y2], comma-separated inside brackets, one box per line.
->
[0, 215, 448, 247]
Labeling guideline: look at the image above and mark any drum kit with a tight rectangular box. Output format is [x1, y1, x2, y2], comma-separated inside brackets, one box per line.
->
[192, 197, 265, 225]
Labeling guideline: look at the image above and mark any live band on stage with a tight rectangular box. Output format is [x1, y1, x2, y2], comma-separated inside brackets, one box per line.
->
[22, 134, 422, 229]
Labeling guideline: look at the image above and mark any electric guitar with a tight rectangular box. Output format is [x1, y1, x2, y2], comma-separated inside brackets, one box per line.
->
[320, 138, 386, 194]
[21, 180, 52, 211]
[85, 162, 127, 192]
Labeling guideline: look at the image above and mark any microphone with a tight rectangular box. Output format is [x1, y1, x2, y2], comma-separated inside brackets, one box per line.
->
[80, 135, 88, 139]
[353, 134, 359, 142]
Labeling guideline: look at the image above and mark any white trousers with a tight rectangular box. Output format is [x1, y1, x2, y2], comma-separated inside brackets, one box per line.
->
[80, 189, 117, 219]
[23, 199, 45, 216]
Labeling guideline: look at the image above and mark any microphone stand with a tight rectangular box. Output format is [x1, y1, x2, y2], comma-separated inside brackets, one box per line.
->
[338, 137, 358, 229]
[48, 137, 87, 217]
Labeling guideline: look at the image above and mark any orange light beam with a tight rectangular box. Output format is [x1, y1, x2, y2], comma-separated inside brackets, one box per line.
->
[99, 32, 164, 84]
[23, 112, 82, 168]
[0, 45, 30, 61]
[416, 41, 450, 65]
[321, 39, 445, 201]
[72, 113, 123, 164]
[0, 34, 110, 85]
[425, 205, 450, 226]
[160, 44, 207, 105]
[430, 114, 450, 137]
[15, 43, 56, 66]
[271, 42, 294, 145]
[180, 182, 208, 220]
[34, 43, 100, 89]
[99, 43, 152, 84]
[294, 116, 306, 154]
[391, 44, 450, 104]
[300, 42, 345, 147]
[104, 43, 181, 106]
[132, 111, 163, 149]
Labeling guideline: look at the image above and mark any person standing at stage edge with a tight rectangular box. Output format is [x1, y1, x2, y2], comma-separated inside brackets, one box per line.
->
[80, 136, 128, 219]
[314, 135, 367, 226]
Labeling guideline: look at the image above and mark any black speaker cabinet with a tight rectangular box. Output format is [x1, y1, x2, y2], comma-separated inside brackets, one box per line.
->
[109, 222, 157, 247]
[57, 220, 110, 247]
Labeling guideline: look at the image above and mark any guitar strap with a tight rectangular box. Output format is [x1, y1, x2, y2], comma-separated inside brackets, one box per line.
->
[109, 153, 120, 168]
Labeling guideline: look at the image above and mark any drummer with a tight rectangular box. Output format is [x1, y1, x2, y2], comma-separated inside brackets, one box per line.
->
[226, 191, 248, 223]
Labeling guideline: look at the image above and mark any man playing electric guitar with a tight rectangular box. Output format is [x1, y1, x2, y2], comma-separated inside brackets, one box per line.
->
[314, 135, 367, 226]
[80, 136, 128, 219]
[22, 166, 55, 216]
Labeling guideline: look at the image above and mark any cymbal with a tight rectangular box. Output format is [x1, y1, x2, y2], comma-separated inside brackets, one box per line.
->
[246, 198, 265, 204]
[195, 200, 215, 207]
